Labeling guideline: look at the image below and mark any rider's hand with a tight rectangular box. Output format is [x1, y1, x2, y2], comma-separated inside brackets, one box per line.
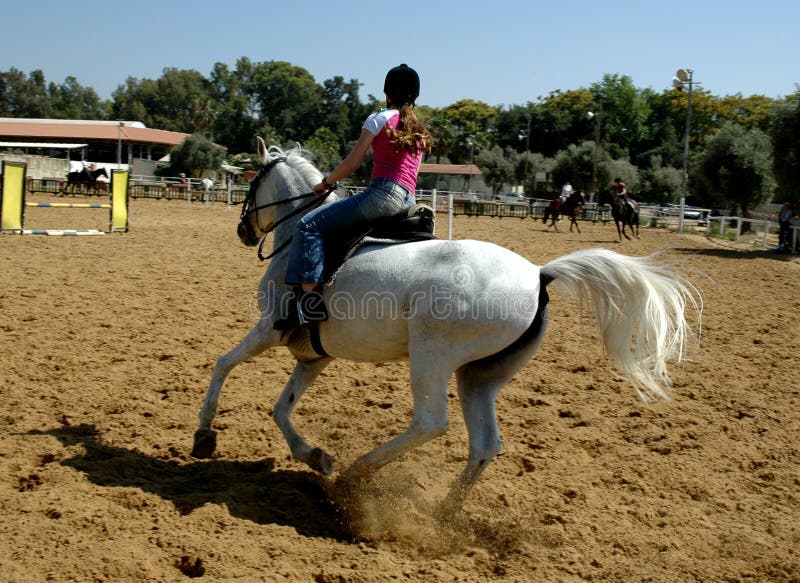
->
[314, 176, 333, 196]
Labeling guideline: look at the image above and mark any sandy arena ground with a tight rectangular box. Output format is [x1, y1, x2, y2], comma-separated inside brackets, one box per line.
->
[1, 196, 798, 582]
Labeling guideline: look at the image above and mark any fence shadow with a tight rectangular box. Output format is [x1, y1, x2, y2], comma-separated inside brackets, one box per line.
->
[675, 246, 800, 262]
[25, 423, 350, 540]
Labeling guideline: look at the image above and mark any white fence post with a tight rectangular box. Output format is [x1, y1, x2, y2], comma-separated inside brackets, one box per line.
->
[447, 192, 453, 241]
[431, 189, 437, 236]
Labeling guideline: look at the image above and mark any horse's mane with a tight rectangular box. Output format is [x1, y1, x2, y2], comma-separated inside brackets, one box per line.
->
[267, 144, 322, 185]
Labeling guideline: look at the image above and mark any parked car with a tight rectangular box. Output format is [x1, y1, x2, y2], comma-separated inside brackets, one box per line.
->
[495, 192, 527, 204]
[657, 204, 703, 220]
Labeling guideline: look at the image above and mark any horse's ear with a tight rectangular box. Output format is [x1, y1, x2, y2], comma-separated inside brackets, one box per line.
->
[256, 137, 269, 164]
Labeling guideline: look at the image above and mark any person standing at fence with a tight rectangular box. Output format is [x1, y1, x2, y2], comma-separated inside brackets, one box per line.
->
[777, 201, 795, 252]
[276, 64, 433, 330]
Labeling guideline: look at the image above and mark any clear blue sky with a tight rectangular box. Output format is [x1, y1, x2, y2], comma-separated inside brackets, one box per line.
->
[1, 0, 796, 109]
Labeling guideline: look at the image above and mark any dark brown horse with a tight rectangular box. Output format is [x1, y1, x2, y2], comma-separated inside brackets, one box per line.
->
[598, 190, 640, 240]
[543, 191, 585, 232]
[63, 168, 108, 194]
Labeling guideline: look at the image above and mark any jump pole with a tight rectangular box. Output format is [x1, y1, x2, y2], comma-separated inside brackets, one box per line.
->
[0, 162, 130, 235]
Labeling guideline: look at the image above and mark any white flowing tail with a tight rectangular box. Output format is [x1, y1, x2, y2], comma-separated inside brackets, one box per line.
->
[541, 248, 701, 403]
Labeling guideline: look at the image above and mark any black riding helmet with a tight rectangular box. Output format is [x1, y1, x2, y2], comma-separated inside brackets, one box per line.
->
[383, 64, 420, 106]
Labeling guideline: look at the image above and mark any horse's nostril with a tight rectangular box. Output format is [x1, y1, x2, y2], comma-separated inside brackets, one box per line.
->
[237, 222, 260, 247]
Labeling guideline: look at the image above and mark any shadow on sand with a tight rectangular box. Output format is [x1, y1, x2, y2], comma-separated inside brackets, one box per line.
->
[674, 245, 800, 262]
[26, 423, 351, 541]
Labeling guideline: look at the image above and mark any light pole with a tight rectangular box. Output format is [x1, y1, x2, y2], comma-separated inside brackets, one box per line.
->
[117, 121, 123, 169]
[519, 113, 532, 193]
[587, 104, 602, 202]
[466, 137, 474, 194]
[672, 68, 701, 232]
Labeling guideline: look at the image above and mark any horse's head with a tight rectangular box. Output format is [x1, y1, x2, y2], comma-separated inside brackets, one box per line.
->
[97, 168, 108, 178]
[237, 137, 327, 247]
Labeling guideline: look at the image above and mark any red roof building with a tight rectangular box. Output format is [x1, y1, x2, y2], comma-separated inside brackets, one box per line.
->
[0, 118, 190, 172]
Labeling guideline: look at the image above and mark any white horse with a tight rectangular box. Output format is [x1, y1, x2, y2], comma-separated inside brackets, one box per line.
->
[193, 139, 699, 512]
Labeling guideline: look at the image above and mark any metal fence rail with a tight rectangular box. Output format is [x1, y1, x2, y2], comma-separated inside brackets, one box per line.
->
[23, 179, 794, 250]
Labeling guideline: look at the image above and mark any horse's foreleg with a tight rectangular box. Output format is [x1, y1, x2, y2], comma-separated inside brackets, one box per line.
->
[339, 355, 451, 486]
[273, 357, 334, 474]
[616, 220, 628, 241]
[192, 321, 280, 458]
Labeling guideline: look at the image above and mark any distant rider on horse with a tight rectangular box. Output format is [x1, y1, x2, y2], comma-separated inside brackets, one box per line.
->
[614, 177, 635, 213]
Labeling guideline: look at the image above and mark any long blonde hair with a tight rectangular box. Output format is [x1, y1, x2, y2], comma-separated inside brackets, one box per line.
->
[385, 104, 433, 156]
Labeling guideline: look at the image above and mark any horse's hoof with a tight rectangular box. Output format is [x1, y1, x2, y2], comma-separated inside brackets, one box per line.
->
[191, 428, 217, 458]
[307, 447, 334, 475]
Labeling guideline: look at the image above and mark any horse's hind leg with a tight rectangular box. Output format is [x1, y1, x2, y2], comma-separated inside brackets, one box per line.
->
[440, 369, 504, 512]
[273, 357, 334, 474]
[192, 321, 280, 458]
[440, 307, 550, 512]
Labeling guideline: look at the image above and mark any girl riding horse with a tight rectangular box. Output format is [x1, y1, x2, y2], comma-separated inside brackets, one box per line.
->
[276, 64, 433, 329]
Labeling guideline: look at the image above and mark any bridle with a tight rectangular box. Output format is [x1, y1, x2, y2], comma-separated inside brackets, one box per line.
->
[239, 157, 330, 261]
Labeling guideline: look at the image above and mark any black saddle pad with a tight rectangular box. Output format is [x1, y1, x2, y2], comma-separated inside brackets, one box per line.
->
[324, 204, 436, 281]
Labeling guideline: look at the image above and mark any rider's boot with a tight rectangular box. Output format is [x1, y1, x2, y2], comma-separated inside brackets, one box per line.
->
[273, 286, 328, 330]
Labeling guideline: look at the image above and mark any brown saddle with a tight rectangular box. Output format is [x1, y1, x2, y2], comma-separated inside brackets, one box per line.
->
[324, 203, 436, 281]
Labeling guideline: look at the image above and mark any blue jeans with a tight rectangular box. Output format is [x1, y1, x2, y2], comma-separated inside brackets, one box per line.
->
[285, 178, 416, 285]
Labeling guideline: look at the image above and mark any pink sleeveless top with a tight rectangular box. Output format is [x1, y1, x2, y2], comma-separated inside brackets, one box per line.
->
[363, 109, 422, 192]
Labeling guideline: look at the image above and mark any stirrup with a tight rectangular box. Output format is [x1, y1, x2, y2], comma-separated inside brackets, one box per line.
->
[297, 287, 328, 324]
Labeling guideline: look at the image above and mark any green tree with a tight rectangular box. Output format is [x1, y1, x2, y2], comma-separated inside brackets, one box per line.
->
[305, 127, 342, 171]
[207, 60, 260, 155]
[590, 74, 651, 159]
[637, 89, 682, 169]
[420, 109, 457, 163]
[532, 89, 595, 156]
[516, 151, 553, 195]
[440, 99, 498, 163]
[48, 76, 106, 119]
[246, 61, 324, 143]
[476, 146, 515, 195]
[111, 68, 208, 133]
[319, 76, 368, 150]
[492, 105, 536, 154]
[551, 141, 601, 193]
[718, 93, 775, 132]
[0, 68, 53, 117]
[693, 122, 775, 216]
[602, 158, 640, 195]
[768, 92, 800, 207]
[192, 98, 217, 137]
[640, 155, 682, 204]
[168, 134, 226, 177]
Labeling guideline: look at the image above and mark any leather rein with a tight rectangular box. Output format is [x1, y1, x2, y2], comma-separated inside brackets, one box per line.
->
[239, 157, 332, 261]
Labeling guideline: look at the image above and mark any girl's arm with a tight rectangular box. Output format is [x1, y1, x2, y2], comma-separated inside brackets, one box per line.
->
[314, 129, 375, 195]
